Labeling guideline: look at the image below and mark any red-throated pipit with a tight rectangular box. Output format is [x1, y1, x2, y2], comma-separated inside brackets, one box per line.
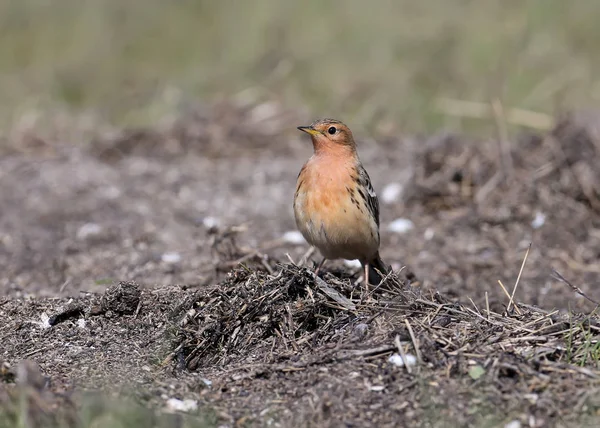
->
[294, 118, 389, 287]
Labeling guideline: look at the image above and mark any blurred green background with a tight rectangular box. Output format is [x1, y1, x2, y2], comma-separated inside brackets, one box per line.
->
[1, 0, 599, 134]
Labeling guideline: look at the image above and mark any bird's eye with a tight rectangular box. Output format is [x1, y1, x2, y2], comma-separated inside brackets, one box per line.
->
[328, 126, 337, 135]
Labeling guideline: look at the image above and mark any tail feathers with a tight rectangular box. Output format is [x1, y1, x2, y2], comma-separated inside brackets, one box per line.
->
[366, 253, 390, 285]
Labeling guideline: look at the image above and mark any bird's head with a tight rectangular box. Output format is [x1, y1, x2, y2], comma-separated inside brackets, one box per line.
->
[297, 118, 356, 154]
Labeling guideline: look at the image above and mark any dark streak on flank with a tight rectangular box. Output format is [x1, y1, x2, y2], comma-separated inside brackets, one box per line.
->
[357, 187, 366, 202]
[297, 164, 306, 179]
[356, 164, 380, 228]
[295, 179, 304, 198]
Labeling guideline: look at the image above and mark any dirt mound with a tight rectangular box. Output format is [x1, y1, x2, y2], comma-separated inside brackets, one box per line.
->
[173, 264, 409, 370]
[167, 260, 600, 426]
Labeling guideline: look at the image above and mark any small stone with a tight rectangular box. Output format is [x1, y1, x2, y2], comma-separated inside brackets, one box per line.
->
[531, 211, 546, 229]
[344, 259, 362, 269]
[381, 182, 404, 204]
[388, 218, 414, 234]
[424, 228, 435, 240]
[202, 217, 220, 230]
[388, 353, 417, 367]
[161, 252, 182, 264]
[76, 223, 103, 240]
[282, 230, 306, 245]
[165, 398, 198, 413]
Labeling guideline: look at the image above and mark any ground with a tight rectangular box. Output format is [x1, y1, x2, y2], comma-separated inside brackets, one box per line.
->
[2, 102, 600, 427]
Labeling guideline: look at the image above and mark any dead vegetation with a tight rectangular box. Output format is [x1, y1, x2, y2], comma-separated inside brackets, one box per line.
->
[4, 107, 600, 426]
[2, 255, 600, 427]
[168, 256, 600, 426]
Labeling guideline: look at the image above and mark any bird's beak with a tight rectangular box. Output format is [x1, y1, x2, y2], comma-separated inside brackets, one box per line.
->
[297, 125, 321, 136]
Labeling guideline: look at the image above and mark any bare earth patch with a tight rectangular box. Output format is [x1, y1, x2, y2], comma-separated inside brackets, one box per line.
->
[2, 103, 600, 427]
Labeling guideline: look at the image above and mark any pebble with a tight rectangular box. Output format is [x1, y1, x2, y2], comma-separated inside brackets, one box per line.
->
[282, 230, 306, 245]
[343, 259, 362, 269]
[388, 218, 415, 234]
[76, 223, 103, 240]
[531, 211, 546, 229]
[381, 182, 404, 204]
[165, 398, 198, 413]
[161, 252, 182, 264]
[388, 353, 417, 367]
[202, 216, 220, 229]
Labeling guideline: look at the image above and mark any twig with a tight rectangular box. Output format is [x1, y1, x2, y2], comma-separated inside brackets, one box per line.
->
[464, 307, 505, 327]
[23, 345, 55, 359]
[468, 297, 481, 315]
[485, 292, 490, 321]
[395, 335, 412, 374]
[515, 310, 560, 333]
[497, 280, 522, 315]
[298, 247, 315, 267]
[134, 297, 143, 318]
[335, 345, 397, 359]
[261, 257, 274, 275]
[313, 273, 357, 312]
[404, 319, 422, 365]
[508, 243, 531, 314]
[475, 171, 503, 204]
[551, 270, 600, 306]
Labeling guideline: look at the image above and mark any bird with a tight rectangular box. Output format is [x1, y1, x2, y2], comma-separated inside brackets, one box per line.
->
[293, 118, 389, 287]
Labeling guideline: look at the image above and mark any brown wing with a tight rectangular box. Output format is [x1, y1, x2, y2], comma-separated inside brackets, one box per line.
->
[356, 164, 380, 229]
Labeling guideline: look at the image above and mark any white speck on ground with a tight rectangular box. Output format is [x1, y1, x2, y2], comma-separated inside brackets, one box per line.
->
[165, 398, 198, 413]
[76, 223, 103, 240]
[504, 420, 521, 428]
[282, 230, 306, 245]
[388, 353, 417, 367]
[38, 313, 51, 329]
[381, 182, 404, 204]
[388, 218, 414, 234]
[202, 216, 220, 229]
[531, 211, 546, 229]
[344, 259, 362, 268]
[424, 228, 435, 240]
[369, 385, 385, 392]
[161, 252, 182, 264]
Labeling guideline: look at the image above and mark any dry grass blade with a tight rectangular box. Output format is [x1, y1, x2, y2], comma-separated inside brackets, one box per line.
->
[498, 280, 522, 315]
[508, 243, 531, 314]
[394, 334, 412, 374]
[404, 319, 422, 365]
[551, 269, 600, 306]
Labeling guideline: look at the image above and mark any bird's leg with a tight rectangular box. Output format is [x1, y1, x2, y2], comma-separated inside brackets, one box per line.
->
[363, 263, 370, 296]
[298, 247, 315, 267]
[314, 258, 327, 277]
